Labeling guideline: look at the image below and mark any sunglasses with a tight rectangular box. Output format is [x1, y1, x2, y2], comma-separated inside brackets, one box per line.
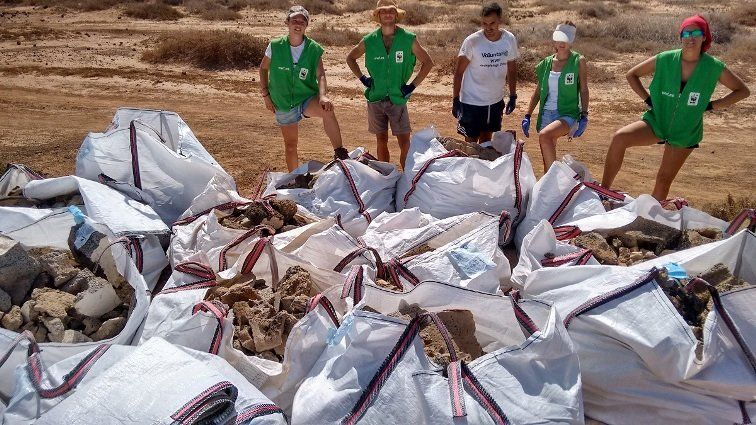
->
[680, 29, 704, 39]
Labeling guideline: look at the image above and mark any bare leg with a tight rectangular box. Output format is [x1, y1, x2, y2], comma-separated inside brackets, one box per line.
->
[280, 124, 299, 172]
[601, 120, 659, 189]
[537, 120, 571, 173]
[376, 132, 390, 163]
[396, 133, 411, 170]
[652, 144, 693, 201]
[478, 131, 494, 143]
[304, 96, 343, 149]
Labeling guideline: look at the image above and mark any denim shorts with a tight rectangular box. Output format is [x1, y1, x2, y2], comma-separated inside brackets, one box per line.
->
[275, 96, 314, 126]
[538, 109, 577, 132]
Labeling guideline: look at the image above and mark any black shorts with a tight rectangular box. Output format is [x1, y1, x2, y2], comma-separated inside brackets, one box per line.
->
[456, 100, 504, 139]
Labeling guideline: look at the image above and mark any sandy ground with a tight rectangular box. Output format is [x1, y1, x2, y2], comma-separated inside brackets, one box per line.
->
[0, 3, 754, 205]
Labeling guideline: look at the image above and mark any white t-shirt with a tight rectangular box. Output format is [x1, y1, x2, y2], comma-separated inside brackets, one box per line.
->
[264, 41, 305, 64]
[458, 29, 518, 106]
[544, 71, 561, 110]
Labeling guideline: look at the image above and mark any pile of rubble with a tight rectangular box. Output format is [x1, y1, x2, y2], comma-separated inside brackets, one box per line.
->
[218, 199, 309, 232]
[0, 235, 132, 343]
[658, 263, 751, 342]
[277, 172, 318, 190]
[438, 137, 501, 161]
[205, 266, 314, 362]
[561, 217, 724, 266]
[0, 188, 82, 208]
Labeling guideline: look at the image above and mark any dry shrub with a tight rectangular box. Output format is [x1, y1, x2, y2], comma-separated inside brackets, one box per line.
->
[707, 13, 735, 44]
[342, 0, 372, 13]
[299, 0, 341, 15]
[142, 29, 266, 70]
[308, 22, 362, 46]
[722, 33, 756, 62]
[732, 2, 756, 26]
[125, 2, 184, 20]
[184, 0, 241, 20]
[14, 0, 123, 11]
[534, 0, 570, 14]
[516, 46, 551, 83]
[402, 1, 435, 25]
[578, 3, 616, 19]
[587, 62, 615, 83]
[700, 194, 755, 223]
[422, 22, 478, 47]
[160, 0, 183, 5]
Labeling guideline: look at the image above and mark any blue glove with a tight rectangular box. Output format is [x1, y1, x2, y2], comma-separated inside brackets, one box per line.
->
[452, 97, 462, 118]
[359, 75, 373, 88]
[505, 94, 517, 115]
[521, 114, 531, 138]
[573, 115, 589, 138]
[400, 83, 416, 98]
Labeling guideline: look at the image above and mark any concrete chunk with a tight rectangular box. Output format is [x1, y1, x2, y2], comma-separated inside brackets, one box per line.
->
[61, 329, 93, 344]
[0, 235, 40, 305]
[32, 288, 76, 319]
[1, 306, 22, 331]
[91, 317, 126, 341]
[73, 277, 120, 318]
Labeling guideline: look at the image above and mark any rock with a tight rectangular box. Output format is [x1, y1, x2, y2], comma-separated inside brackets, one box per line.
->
[32, 288, 76, 319]
[280, 225, 298, 233]
[696, 227, 723, 240]
[27, 248, 80, 287]
[91, 317, 126, 341]
[270, 199, 297, 222]
[698, 263, 750, 294]
[276, 266, 312, 298]
[678, 230, 714, 250]
[20, 300, 37, 322]
[82, 317, 102, 335]
[243, 203, 271, 226]
[260, 211, 285, 230]
[1, 306, 23, 331]
[74, 277, 121, 318]
[573, 232, 618, 265]
[257, 350, 279, 363]
[42, 317, 66, 342]
[251, 312, 285, 352]
[220, 283, 259, 306]
[0, 288, 11, 313]
[67, 222, 108, 272]
[0, 235, 41, 305]
[237, 327, 256, 352]
[32, 272, 53, 290]
[607, 217, 682, 253]
[61, 329, 93, 344]
[21, 323, 47, 342]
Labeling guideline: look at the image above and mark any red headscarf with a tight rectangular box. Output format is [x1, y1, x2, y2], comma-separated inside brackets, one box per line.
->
[679, 15, 712, 52]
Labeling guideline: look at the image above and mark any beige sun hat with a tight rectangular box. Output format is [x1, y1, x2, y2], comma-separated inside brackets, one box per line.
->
[372, 0, 406, 24]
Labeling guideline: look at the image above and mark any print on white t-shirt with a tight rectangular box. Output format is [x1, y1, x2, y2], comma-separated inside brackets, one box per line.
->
[458, 29, 519, 106]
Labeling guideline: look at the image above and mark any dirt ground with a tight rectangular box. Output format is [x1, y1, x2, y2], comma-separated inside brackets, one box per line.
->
[0, 2, 754, 206]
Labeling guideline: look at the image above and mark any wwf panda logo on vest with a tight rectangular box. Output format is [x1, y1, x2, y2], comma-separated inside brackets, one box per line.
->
[395, 51, 404, 63]
[687, 92, 700, 106]
[565, 73, 575, 85]
[299, 68, 309, 80]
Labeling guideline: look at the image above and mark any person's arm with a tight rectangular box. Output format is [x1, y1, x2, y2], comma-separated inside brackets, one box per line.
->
[346, 40, 367, 80]
[259, 55, 274, 113]
[710, 66, 750, 110]
[626, 56, 656, 102]
[316, 58, 333, 111]
[507, 60, 517, 98]
[409, 39, 434, 87]
[453, 55, 470, 99]
[578, 56, 589, 114]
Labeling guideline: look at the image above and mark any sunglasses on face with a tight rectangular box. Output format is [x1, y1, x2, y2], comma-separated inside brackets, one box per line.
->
[680, 29, 704, 39]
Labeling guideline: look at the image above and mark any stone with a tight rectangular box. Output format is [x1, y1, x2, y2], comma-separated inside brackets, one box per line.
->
[20, 300, 37, 322]
[42, 317, 66, 342]
[615, 231, 668, 255]
[21, 323, 47, 342]
[696, 227, 723, 240]
[280, 225, 298, 233]
[0, 288, 11, 313]
[82, 317, 103, 335]
[698, 263, 750, 294]
[32, 288, 76, 319]
[607, 217, 682, 253]
[573, 232, 618, 265]
[1, 305, 23, 331]
[678, 230, 714, 250]
[276, 266, 312, 298]
[67, 222, 108, 272]
[220, 283, 259, 306]
[260, 212, 285, 230]
[237, 327, 256, 352]
[251, 312, 285, 352]
[91, 317, 126, 341]
[27, 248, 80, 287]
[59, 268, 95, 295]
[0, 235, 41, 305]
[74, 277, 121, 318]
[257, 350, 279, 363]
[61, 329, 93, 344]
[270, 199, 297, 222]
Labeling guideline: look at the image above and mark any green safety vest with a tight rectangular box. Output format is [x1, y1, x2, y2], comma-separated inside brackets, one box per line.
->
[535, 51, 582, 130]
[268, 35, 324, 112]
[643, 49, 724, 148]
[363, 27, 417, 105]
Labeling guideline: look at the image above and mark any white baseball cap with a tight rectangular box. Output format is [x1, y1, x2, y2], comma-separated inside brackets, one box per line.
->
[287, 5, 310, 22]
[553, 23, 576, 44]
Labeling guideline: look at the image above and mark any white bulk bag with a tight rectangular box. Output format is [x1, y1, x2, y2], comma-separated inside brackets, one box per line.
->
[396, 127, 536, 240]
[76, 110, 234, 225]
[292, 279, 583, 424]
[2, 337, 286, 424]
[520, 232, 756, 424]
[263, 149, 400, 236]
[0, 164, 44, 198]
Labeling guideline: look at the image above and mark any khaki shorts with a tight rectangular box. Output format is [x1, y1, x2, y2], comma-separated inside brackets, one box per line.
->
[367, 99, 411, 135]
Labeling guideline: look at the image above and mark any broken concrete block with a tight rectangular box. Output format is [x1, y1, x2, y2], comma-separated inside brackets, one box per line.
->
[679, 230, 714, 250]
[237, 327, 256, 352]
[42, 317, 66, 342]
[61, 329, 93, 344]
[74, 278, 120, 318]
[32, 288, 76, 319]
[0, 235, 41, 305]
[91, 317, 126, 341]
[27, 248, 80, 287]
[20, 300, 37, 323]
[1, 305, 22, 331]
[82, 317, 103, 336]
[251, 313, 285, 352]
[60, 268, 97, 295]
[277, 266, 313, 297]
[0, 288, 11, 313]
[573, 232, 618, 265]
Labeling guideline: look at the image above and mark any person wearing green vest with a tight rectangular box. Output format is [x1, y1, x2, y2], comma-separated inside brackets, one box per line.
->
[346, 0, 434, 168]
[521, 21, 590, 173]
[602, 15, 749, 201]
[259, 6, 349, 172]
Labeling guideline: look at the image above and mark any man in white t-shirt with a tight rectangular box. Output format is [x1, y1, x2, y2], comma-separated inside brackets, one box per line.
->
[452, 2, 518, 143]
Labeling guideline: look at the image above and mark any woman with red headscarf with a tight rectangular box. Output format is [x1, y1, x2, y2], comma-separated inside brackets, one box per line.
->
[601, 15, 749, 201]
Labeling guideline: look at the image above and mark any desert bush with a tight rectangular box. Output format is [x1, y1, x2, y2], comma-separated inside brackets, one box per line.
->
[160, 0, 183, 5]
[247, 0, 288, 10]
[308, 22, 362, 46]
[578, 3, 616, 19]
[731, 2, 756, 26]
[184, 0, 241, 20]
[403, 1, 434, 25]
[707, 13, 735, 44]
[125, 2, 183, 20]
[422, 22, 478, 47]
[142, 29, 266, 70]
[299, 0, 341, 15]
[722, 32, 756, 62]
[700, 194, 755, 223]
[17, 0, 124, 11]
[342, 0, 372, 13]
[516, 46, 551, 83]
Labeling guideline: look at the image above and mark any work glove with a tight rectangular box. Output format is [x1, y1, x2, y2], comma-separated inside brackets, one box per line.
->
[644, 96, 653, 110]
[505, 94, 517, 115]
[359, 75, 373, 88]
[521, 114, 531, 138]
[334, 147, 350, 160]
[400, 83, 416, 98]
[452, 96, 462, 119]
[573, 115, 589, 138]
